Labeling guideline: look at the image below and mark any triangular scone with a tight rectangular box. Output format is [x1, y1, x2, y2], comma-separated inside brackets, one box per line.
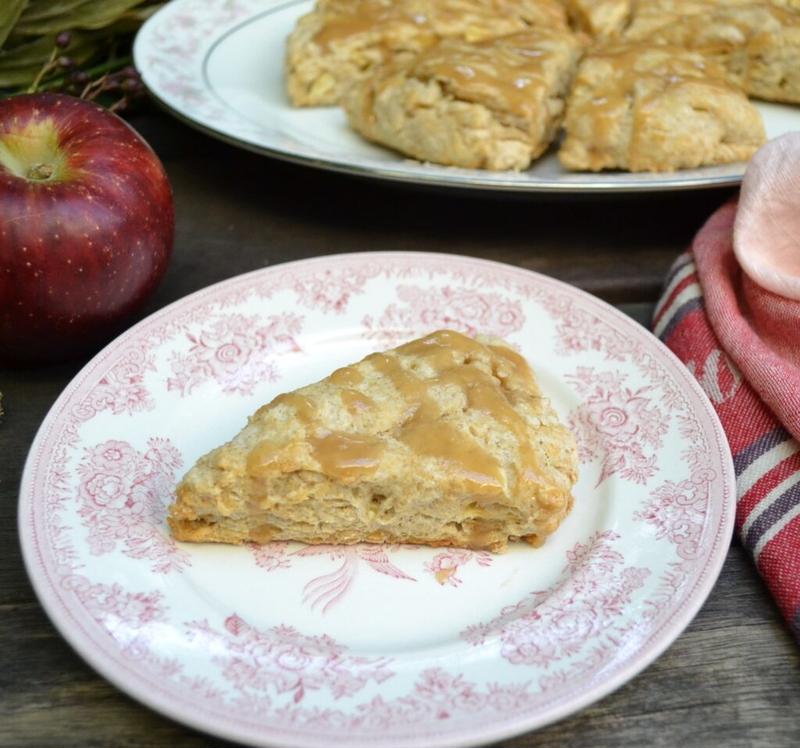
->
[342, 29, 585, 171]
[624, 1, 800, 104]
[286, 0, 570, 107]
[169, 330, 578, 552]
[559, 43, 766, 172]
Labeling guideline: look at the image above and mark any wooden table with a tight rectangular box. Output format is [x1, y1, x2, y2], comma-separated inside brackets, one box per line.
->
[2, 111, 798, 748]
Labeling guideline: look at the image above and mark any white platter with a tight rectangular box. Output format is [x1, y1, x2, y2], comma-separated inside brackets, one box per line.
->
[133, 0, 800, 193]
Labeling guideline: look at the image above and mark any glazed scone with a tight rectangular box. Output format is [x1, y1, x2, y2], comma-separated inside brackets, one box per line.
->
[558, 43, 766, 172]
[342, 29, 584, 170]
[286, 0, 569, 106]
[625, 1, 800, 103]
[169, 330, 578, 552]
[563, 0, 632, 38]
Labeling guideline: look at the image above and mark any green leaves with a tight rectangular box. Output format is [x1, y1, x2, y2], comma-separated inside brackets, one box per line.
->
[0, 33, 96, 87]
[0, 0, 163, 94]
[13, 0, 150, 36]
[0, 0, 28, 48]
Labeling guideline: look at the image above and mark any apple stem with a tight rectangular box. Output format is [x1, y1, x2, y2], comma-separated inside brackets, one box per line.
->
[27, 163, 54, 181]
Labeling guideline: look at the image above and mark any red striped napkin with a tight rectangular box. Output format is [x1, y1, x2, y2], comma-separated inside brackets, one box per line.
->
[653, 137, 800, 642]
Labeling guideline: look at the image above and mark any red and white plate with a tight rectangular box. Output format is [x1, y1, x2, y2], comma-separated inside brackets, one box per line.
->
[20, 253, 734, 748]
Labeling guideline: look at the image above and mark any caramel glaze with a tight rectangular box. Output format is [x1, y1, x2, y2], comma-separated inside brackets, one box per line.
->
[266, 392, 317, 423]
[247, 392, 317, 476]
[248, 429, 384, 482]
[407, 31, 573, 124]
[628, 2, 799, 49]
[247, 438, 286, 476]
[573, 44, 735, 149]
[312, 0, 426, 49]
[586, 42, 718, 80]
[399, 396, 506, 495]
[579, 42, 731, 108]
[311, 0, 570, 51]
[330, 365, 364, 386]
[340, 388, 375, 415]
[248, 329, 545, 500]
[375, 329, 544, 496]
[309, 431, 385, 481]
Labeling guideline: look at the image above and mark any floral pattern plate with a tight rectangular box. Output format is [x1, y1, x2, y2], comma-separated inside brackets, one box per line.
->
[132, 0, 800, 194]
[19, 253, 735, 748]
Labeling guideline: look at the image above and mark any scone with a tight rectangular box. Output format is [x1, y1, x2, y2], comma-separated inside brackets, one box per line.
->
[563, 0, 632, 38]
[286, 0, 569, 106]
[342, 29, 584, 170]
[558, 43, 766, 172]
[625, 1, 800, 104]
[169, 330, 578, 552]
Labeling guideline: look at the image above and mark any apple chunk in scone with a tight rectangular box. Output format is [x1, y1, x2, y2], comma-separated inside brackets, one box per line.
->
[563, 0, 632, 39]
[169, 330, 578, 552]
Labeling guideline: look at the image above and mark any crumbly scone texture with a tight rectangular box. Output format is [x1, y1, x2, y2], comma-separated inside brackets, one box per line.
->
[342, 29, 584, 170]
[563, 0, 631, 38]
[169, 329, 579, 552]
[285, 0, 569, 106]
[558, 42, 766, 171]
[625, 1, 800, 104]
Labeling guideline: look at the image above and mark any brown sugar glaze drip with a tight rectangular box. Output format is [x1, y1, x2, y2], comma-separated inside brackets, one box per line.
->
[330, 365, 364, 386]
[367, 335, 509, 495]
[308, 432, 385, 481]
[248, 386, 383, 478]
[268, 392, 317, 423]
[340, 388, 375, 415]
[247, 439, 285, 475]
[415, 35, 554, 121]
[247, 393, 317, 475]
[311, 0, 571, 49]
[312, 0, 429, 49]
[378, 330, 541, 495]
[579, 44, 734, 127]
[248, 330, 542, 497]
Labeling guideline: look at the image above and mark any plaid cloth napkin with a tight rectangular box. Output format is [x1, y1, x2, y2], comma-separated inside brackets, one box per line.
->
[652, 135, 800, 643]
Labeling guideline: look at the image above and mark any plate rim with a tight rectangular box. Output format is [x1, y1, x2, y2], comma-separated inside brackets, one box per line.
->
[18, 251, 736, 748]
[132, 0, 749, 195]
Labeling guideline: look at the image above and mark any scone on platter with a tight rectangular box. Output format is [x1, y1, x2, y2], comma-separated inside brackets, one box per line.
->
[563, 0, 632, 38]
[169, 330, 578, 553]
[558, 43, 766, 172]
[342, 29, 584, 170]
[285, 0, 569, 106]
[625, 1, 800, 104]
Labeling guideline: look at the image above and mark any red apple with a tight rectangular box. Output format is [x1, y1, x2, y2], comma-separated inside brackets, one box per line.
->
[0, 92, 174, 364]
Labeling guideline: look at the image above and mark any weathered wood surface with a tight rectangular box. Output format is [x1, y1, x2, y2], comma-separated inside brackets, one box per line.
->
[2, 112, 797, 748]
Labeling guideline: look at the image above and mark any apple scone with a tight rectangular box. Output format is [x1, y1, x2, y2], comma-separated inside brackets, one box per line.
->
[285, 0, 569, 106]
[342, 29, 584, 170]
[625, 1, 800, 104]
[169, 330, 578, 552]
[558, 43, 766, 172]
